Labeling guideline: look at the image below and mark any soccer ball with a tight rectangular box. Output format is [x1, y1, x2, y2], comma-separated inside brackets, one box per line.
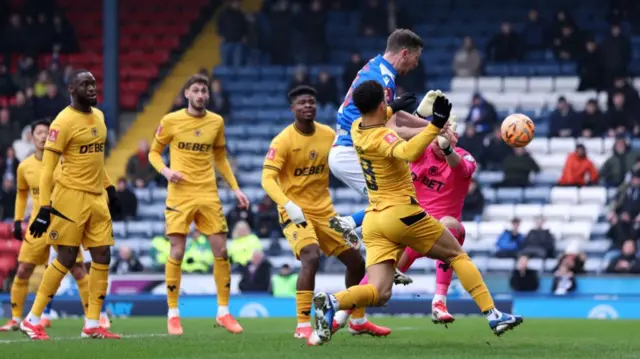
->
[501, 113, 535, 148]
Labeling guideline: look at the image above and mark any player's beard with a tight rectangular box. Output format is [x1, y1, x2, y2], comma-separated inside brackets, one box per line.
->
[190, 99, 206, 112]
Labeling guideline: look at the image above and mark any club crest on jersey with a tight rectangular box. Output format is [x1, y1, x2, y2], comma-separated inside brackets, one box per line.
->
[384, 88, 393, 103]
[309, 150, 317, 160]
[194, 129, 202, 137]
[292, 231, 297, 241]
[463, 154, 475, 163]
[428, 166, 439, 176]
[49, 230, 59, 241]
[91, 127, 98, 137]
[383, 133, 398, 144]
[266, 147, 276, 160]
[48, 129, 59, 142]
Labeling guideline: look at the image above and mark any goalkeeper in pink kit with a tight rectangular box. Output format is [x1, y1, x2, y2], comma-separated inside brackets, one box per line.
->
[334, 109, 475, 327]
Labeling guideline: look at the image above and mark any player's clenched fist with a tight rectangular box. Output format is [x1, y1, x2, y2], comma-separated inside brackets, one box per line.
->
[161, 167, 184, 184]
[415, 89, 442, 119]
[234, 189, 250, 209]
[284, 200, 307, 227]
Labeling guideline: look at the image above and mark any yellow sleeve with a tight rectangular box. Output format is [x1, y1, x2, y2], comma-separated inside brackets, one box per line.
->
[261, 137, 290, 206]
[149, 118, 171, 173]
[14, 164, 28, 221]
[377, 123, 440, 162]
[39, 149, 62, 207]
[103, 171, 113, 188]
[43, 119, 70, 154]
[213, 120, 239, 190]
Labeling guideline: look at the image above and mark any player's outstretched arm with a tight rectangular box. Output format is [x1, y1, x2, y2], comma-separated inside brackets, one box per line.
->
[386, 111, 428, 140]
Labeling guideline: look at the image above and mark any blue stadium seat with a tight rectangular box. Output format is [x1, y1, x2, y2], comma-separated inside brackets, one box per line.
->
[523, 187, 551, 203]
[496, 188, 523, 204]
[259, 66, 285, 80]
[475, 171, 503, 185]
[235, 67, 260, 80]
[212, 66, 234, 78]
[112, 221, 127, 239]
[151, 188, 167, 203]
[133, 187, 151, 204]
[484, 64, 509, 76]
[127, 221, 153, 237]
[481, 188, 496, 203]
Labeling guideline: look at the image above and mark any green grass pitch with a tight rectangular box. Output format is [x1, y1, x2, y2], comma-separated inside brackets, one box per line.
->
[0, 317, 638, 359]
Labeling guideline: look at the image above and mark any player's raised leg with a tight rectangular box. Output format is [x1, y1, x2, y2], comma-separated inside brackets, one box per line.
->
[425, 226, 522, 335]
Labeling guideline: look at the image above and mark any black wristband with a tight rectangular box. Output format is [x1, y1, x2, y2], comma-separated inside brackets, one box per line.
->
[442, 146, 453, 156]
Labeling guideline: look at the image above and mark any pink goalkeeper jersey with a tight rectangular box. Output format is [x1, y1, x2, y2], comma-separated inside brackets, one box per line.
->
[410, 146, 476, 220]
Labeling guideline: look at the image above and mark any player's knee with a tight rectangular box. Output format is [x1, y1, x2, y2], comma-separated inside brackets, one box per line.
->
[299, 246, 321, 271]
[207, 233, 228, 259]
[70, 263, 86, 280]
[16, 263, 35, 279]
[169, 238, 186, 261]
[56, 247, 79, 269]
[89, 246, 111, 265]
[440, 216, 460, 232]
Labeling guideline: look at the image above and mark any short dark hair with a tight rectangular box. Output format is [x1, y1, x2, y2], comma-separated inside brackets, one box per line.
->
[30, 119, 50, 134]
[352, 80, 385, 115]
[68, 69, 91, 84]
[288, 85, 316, 103]
[385, 29, 423, 53]
[184, 74, 210, 91]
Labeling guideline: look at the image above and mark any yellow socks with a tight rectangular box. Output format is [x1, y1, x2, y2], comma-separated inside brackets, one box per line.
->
[165, 257, 182, 310]
[87, 262, 109, 321]
[213, 257, 231, 307]
[450, 254, 494, 312]
[334, 284, 379, 311]
[296, 290, 313, 324]
[30, 259, 68, 317]
[75, 275, 90, 316]
[350, 307, 366, 320]
[10, 277, 29, 319]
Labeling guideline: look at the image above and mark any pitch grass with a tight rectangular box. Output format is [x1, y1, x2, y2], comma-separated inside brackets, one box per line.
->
[0, 317, 638, 359]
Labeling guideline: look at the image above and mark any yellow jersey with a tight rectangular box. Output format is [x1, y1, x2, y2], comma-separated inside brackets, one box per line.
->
[351, 119, 439, 212]
[262, 123, 335, 219]
[152, 109, 227, 198]
[15, 154, 42, 220]
[44, 106, 108, 195]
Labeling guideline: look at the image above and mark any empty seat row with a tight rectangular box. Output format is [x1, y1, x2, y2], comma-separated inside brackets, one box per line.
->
[484, 203, 602, 221]
[451, 76, 586, 93]
[526, 137, 615, 156]
[481, 186, 607, 205]
[446, 90, 604, 112]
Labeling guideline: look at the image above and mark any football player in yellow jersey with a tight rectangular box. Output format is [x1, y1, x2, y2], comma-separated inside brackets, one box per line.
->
[20, 70, 121, 340]
[262, 86, 392, 341]
[149, 74, 250, 336]
[309, 80, 523, 345]
[0, 120, 91, 332]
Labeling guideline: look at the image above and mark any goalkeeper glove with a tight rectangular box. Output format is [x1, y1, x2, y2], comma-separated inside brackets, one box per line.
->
[415, 90, 442, 119]
[430, 95, 452, 129]
[13, 220, 23, 240]
[284, 201, 307, 228]
[29, 207, 51, 238]
[389, 92, 417, 114]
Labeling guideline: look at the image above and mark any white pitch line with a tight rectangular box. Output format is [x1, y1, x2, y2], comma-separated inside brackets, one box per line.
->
[0, 333, 170, 344]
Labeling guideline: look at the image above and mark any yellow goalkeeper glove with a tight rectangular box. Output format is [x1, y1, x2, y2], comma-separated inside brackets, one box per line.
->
[415, 89, 442, 119]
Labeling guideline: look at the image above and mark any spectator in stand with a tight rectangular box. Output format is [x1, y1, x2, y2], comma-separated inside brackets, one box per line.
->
[577, 39, 604, 92]
[462, 179, 484, 221]
[10, 91, 36, 129]
[600, 24, 631, 87]
[243, 13, 262, 65]
[267, 0, 293, 65]
[287, 66, 311, 94]
[509, 255, 540, 292]
[608, 170, 640, 249]
[110, 246, 144, 274]
[452, 36, 482, 77]
[580, 99, 605, 138]
[2, 14, 27, 58]
[457, 125, 484, 165]
[552, 25, 583, 61]
[216, 0, 248, 67]
[15, 56, 37, 87]
[552, 241, 585, 295]
[360, 0, 388, 37]
[0, 62, 17, 97]
[126, 139, 156, 186]
[607, 76, 640, 113]
[606, 239, 640, 274]
[34, 71, 50, 98]
[0, 147, 19, 183]
[521, 9, 546, 51]
[549, 9, 576, 40]
[520, 216, 556, 259]
[271, 264, 297, 298]
[208, 79, 231, 117]
[298, 0, 327, 64]
[558, 144, 599, 186]
[239, 250, 272, 293]
[600, 137, 639, 187]
[501, 147, 540, 187]
[0, 108, 21, 154]
[0, 176, 17, 220]
[12, 126, 34, 162]
[315, 70, 339, 108]
[483, 127, 513, 170]
[342, 52, 366, 90]
[228, 220, 262, 266]
[35, 83, 66, 119]
[226, 202, 255, 235]
[486, 22, 521, 62]
[113, 177, 137, 221]
[170, 93, 185, 112]
[548, 96, 580, 137]
[607, 91, 639, 136]
[50, 13, 78, 53]
[465, 93, 499, 133]
[495, 217, 525, 258]
[255, 194, 280, 240]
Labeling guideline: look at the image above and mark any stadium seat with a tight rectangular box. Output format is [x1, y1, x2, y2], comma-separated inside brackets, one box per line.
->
[127, 221, 153, 237]
[548, 137, 577, 153]
[542, 204, 571, 221]
[151, 188, 168, 203]
[523, 187, 550, 203]
[451, 77, 476, 92]
[550, 186, 579, 204]
[503, 77, 528, 92]
[112, 221, 127, 239]
[475, 171, 503, 185]
[133, 187, 152, 203]
[525, 138, 548, 155]
[486, 258, 515, 272]
[559, 221, 592, 241]
[478, 221, 507, 240]
[580, 138, 603, 155]
[481, 187, 496, 203]
[483, 204, 514, 221]
[532, 153, 566, 171]
[514, 204, 543, 220]
[569, 204, 600, 222]
[461, 221, 478, 241]
[496, 188, 523, 203]
[528, 77, 553, 92]
[554, 77, 579, 92]
[579, 187, 607, 204]
[533, 170, 560, 186]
